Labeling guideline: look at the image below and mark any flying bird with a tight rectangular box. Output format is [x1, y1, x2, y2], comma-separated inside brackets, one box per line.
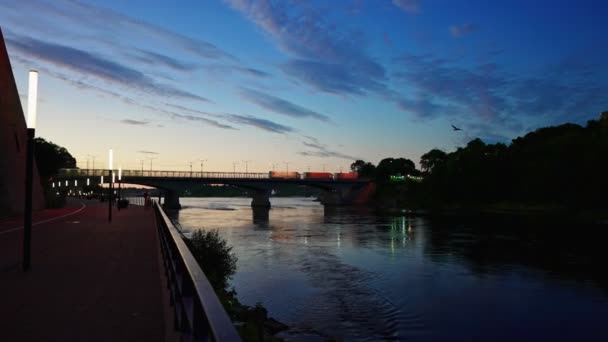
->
[451, 124, 462, 131]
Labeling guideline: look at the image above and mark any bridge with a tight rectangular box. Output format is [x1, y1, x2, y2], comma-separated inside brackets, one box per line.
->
[56, 169, 373, 209]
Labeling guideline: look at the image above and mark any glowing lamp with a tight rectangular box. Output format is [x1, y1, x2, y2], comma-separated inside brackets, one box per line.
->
[108, 148, 113, 170]
[26, 71, 38, 129]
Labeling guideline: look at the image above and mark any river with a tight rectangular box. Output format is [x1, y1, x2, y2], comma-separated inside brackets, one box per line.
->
[168, 197, 608, 341]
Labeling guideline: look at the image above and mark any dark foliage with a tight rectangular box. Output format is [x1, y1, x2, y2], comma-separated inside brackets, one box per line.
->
[354, 113, 608, 210]
[34, 137, 76, 182]
[419, 115, 608, 207]
[186, 229, 237, 291]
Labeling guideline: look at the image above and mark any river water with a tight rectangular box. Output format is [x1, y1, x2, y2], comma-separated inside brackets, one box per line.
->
[169, 197, 608, 341]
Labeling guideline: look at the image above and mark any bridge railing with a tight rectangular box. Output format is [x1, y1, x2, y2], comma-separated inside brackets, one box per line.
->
[154, 202, 241, 341]
[58, 168, 269, 179]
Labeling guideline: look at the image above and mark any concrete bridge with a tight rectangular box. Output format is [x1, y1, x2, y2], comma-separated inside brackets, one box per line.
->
[56, 169, 373, 209]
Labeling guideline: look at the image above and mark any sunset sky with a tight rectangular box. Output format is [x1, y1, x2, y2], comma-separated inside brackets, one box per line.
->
[2, 0, 607, 172]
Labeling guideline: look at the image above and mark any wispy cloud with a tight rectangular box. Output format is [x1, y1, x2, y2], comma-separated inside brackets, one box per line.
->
[392, 0, 420, 13]
[298, 137, 357, 160]
[133, 49, 196, 72]
[137, 150, 160, 155]
[201, 64, 271, 78]
[225, 0, 387, 95]
[225, 114, 295, 134]
[121, 119, 150, 126]
[239, 87, 331, 122]
[449, 23, 479, 38]
[392, 53, 608, 136]
[6, 34, 211, 102]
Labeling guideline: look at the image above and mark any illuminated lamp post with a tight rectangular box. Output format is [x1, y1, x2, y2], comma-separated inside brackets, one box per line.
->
[117, 167, 122, 211]
[22, 70, 38, 271]
[108, 148, 113, 222]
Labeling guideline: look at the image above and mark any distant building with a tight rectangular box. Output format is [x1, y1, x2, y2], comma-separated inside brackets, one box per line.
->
[0, 28, 45, 215]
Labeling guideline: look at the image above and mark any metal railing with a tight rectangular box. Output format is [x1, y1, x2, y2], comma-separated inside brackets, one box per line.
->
[58, 168, 269, 179]
[154, 202, 241, 341]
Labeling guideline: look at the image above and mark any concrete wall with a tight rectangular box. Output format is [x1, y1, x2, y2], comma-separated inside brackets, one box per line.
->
[0, 28, 45, 215]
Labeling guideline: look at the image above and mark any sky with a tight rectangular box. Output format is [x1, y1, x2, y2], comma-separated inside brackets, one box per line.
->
[1, 0, 607, 172]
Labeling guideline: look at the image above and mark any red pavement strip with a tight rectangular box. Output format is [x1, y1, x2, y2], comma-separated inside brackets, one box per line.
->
[0, 199, 166, 341]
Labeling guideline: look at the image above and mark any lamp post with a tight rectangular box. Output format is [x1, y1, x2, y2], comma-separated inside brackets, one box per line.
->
[233, 162, 238, 173]
[200, 159, 207, 174]
[117, 166, 122, 211]
[22, 70, 38, 271]
[146, 157, 157, 172]
[87, 154, 96, 174]
[242, 160, 251, 174]
[108, 148, 113, 222]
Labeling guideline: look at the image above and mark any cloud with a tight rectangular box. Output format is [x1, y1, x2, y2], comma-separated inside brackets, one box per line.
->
[298, 137, 358, 160]
[3, 0, 236, 62]
[224, 0, 387, 95]
[137, 150, 160, 155]
[396, 95, 445, 119]
[281, 59, 387, 95]
[200, 64, 271, 78]
[393, 54, 507, 121]
[121, 119, 149, 125]
[392, 53, 608, 137]
[239, 87, 331, 122]
[392, 0, 420, 13]
[139, 103, 237, 130]
[449, 23, 479, 38]
[6, 34, 211, 102]
[225, 114, 295, 134]
[133, 49, 196, 71]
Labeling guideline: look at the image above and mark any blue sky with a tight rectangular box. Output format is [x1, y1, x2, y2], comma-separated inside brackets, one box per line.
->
[2, 0, 607, 172]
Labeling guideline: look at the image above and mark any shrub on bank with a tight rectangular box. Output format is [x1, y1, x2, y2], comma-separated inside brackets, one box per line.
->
[185, 229, 288, 341]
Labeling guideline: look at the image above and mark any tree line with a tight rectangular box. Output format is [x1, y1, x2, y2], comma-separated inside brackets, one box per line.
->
[351, 113, 608, 209]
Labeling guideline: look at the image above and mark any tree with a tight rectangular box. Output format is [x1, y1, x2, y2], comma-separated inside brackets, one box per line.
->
[420, 149, 447, 173]
[34, 138, 76, 182]
[186, 229, 237, 291]
[350, 159, 377, 179]
[376, 157, 417, 181]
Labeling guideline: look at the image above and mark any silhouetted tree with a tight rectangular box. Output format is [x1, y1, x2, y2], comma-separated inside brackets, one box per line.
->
[420, 149, 447, 173]
[34, 138, 76, 183]
[350, 159, 377, 179]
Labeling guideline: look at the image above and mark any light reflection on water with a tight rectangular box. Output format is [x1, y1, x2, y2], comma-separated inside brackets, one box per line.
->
[169, 197, 608, 341]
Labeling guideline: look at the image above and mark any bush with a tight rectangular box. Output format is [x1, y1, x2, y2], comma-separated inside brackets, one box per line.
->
[185, 229, 237, 291]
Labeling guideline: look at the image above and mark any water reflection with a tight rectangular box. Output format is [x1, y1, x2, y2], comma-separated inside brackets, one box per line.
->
[174, 198, 608, 341]
[252, 208, 270, 228]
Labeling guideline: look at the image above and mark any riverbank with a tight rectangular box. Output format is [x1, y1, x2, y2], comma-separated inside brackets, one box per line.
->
[375, 199, 608, 224]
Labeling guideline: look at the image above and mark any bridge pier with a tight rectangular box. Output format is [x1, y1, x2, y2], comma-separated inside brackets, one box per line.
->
[250, 189, 271, 209]
[319, 183, 375, 206]
[162, 189, 181, 210]
[318, 190, 345, 206]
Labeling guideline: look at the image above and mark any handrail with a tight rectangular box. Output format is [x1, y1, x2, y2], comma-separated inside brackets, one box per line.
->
[58, 168, 269, 179]
[154, 202, 241, 341]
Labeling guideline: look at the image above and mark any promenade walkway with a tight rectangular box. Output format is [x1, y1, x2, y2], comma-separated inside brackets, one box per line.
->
[0, 199, 167, 341]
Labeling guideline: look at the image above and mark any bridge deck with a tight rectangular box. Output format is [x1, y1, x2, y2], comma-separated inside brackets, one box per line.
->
[0, 200, 167, 341]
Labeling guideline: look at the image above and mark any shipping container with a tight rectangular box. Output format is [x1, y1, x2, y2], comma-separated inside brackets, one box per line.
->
[335, 172, 358, 179]
[303, 172, 334, 179]
[269, 171, 301, 179]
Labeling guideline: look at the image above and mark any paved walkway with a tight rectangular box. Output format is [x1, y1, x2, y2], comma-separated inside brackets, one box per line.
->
[0, 200, 166, 341]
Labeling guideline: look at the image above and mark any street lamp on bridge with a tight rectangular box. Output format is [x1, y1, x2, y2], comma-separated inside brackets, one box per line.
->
[146, 156, 157, 171]
[200, 159, 207, 173]
[242, 160, 251, 173]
